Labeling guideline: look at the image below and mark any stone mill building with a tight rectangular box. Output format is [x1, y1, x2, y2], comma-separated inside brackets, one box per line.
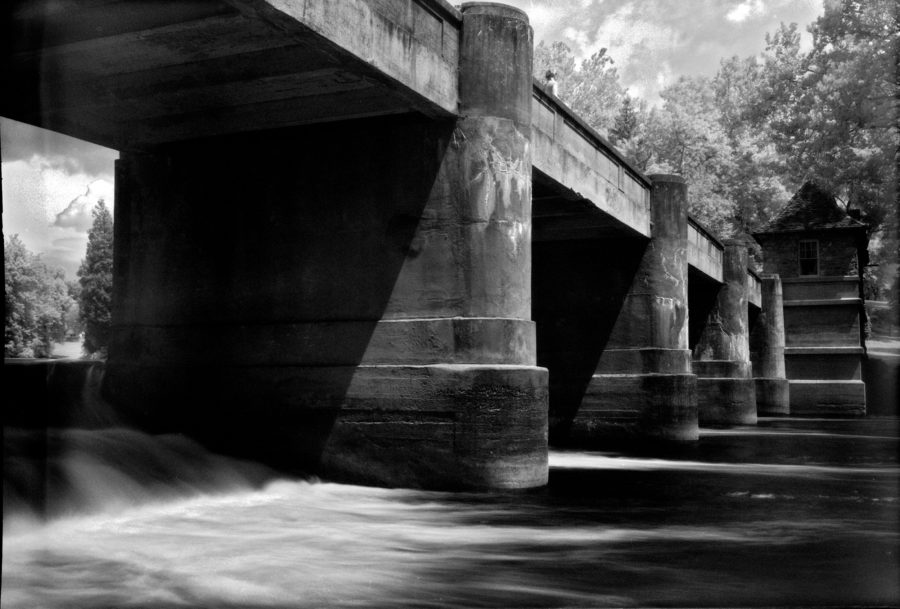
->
[754, 182, 869, 415]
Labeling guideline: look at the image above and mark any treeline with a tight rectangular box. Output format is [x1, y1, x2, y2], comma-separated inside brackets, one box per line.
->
[4, 235, 78, 357]
[535, 0, 897, 299]
[4, 200, 113, 358]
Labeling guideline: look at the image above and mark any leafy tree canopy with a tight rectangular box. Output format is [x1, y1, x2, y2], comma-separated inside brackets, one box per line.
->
[534, 41, 625, 136]
[5, 235, 75, 358]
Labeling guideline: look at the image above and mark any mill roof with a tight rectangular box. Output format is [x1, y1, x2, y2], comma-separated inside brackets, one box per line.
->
[757, 182, 867, 234]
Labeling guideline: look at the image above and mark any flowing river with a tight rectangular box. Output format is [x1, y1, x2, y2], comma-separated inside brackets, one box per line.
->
[3, 418, 898, 608]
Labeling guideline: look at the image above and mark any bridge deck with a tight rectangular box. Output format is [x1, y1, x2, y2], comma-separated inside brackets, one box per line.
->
[531, 84, 651, 239]
[3, 0, 459, 149]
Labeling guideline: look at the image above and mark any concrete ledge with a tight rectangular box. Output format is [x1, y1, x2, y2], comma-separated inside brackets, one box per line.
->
[783, 298, 862, 307]
[104, 362, 549, 490]
[558, 373, 698, 443]
[697, 377, 757, 426]
[789, 380, 866, 417]
[785, 351, 862, 380]
[595, 348, 693, 375]
[782, 275, 859, 284]
[693, 360, 752, 379]
[784, 346, 864, 355]
[754, 377, 790, 416]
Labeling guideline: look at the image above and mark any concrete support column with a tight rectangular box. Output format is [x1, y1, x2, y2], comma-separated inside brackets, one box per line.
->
[572, 174, 698, 442]
[750, 274, 790, 415]
[693, 240, 757, 425]
[105, 2, 547, 491]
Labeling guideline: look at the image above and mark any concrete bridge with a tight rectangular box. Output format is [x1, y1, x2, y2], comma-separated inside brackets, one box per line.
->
[4, 0, 787, 489]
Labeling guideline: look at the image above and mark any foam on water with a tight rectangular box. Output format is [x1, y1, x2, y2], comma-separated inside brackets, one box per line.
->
[548, 451, 899, 477]
[3, 422, 899, 608]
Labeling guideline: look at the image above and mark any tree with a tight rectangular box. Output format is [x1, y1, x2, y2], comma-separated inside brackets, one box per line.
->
[610, 94, 653, 171]
[644, 76, 739, 236]
[65, 280, 83, 339]
[78, 199, 114, 356]
[533, 41, 625, 135]
[745, 4, 898, 300]
[5, 235, 75, 357]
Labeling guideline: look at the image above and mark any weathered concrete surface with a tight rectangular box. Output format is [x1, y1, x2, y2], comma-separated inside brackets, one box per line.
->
[106, 3, 548, 490]
[782, 276, 861, 300]
[747, 269, 762, 308]
[788, 380, 866, 417]
[784, 301, 863, 347]
[105, 362, 548, 489]
[687, 218, 724, 283]
[531, 86, 650, 238]
[749, 275, 790, 415]
[863, 341, 900, 416]
[785, 347, 863, 379]
[693, 240, 757, 426]
[544, 175, 698, 443]
[3, 0, 460, 148]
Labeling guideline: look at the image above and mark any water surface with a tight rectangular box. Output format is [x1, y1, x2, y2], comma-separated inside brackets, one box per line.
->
[3, 418, 898, 608]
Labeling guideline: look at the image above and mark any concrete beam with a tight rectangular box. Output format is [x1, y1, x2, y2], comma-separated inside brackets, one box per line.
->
[3, 0, 460, 149]
[687, 216, 724, 283]
[531, 85, 651, 238]
[229, 0, 460, 112]
[747, 268, 762, 309]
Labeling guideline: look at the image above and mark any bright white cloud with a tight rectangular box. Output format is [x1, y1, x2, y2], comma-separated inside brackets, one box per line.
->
[54, 180, 114, 232]
[562, 26, 590, 50]
[2, 157, 114, 278]
[726, 0, 767, 23]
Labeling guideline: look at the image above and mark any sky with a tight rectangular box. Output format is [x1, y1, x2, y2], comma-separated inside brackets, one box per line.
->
[2, 117, 117, 277]
[503, 0, 824, 101]
[1, 0, 825, 277]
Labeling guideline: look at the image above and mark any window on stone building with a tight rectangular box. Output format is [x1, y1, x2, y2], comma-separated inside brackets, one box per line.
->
[798, 240, 819, 276]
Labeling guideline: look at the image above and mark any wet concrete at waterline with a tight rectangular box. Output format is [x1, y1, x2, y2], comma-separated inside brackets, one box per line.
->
[3, 418, 898, 608]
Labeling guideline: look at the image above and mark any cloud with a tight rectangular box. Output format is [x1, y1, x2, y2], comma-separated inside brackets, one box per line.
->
[3, 151, 115, 278]
[726, 0, 767, 23]
[1, 117, 117, 178]
[43, 238, 89, 278]
[53, 180, 114, 232]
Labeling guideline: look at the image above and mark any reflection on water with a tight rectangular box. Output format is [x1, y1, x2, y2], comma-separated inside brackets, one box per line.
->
[3, 418, 899, 608]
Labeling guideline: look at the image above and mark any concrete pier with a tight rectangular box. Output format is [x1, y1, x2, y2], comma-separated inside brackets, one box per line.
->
[750, 275, 790, 415]
[105, 2, 548, 490]
[693, 240, 757, 425]
[564, 175, 698, 442]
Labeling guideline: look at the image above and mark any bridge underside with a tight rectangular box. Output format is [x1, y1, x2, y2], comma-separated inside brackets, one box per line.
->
[3, 0, 458, 149]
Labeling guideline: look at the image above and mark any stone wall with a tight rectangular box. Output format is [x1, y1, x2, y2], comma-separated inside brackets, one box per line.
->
[761, 231, 861, 279]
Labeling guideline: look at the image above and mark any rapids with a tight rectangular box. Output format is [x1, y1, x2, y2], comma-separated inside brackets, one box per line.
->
[3, 418, 898, 608]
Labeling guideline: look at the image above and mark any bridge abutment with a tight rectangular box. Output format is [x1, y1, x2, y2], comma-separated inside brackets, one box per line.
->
[693, 240, 757, 425]
[750, 274, 790, 415]
[105, 2, 548, 490]
[560, 175, 698, 443]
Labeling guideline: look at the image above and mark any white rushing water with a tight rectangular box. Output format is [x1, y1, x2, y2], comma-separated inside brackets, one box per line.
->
[3, 424, 899, 608]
